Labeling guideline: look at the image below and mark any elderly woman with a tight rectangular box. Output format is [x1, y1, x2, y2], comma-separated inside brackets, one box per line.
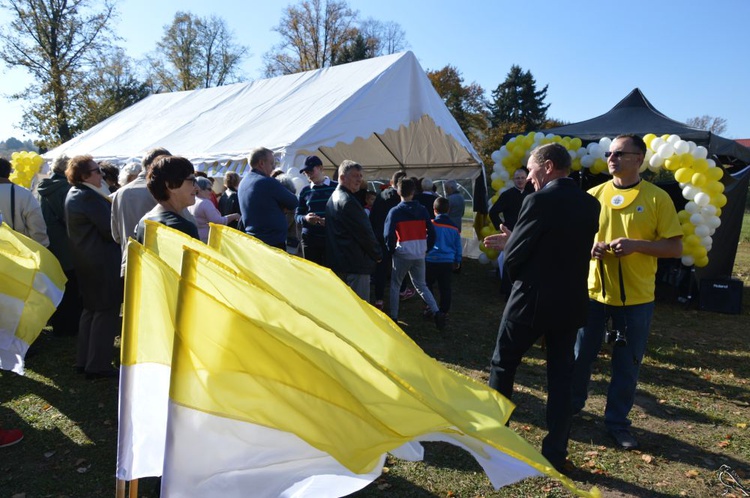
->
[135, 155, 200, 242]
[64, 155, 122, 379]
[187, 176, 240, 243]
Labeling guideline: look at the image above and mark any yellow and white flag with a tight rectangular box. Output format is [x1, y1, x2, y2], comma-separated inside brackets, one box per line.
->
[0, 222, 66, 374]
[161, 240, 597, 497]
[117, 221, 235, 480]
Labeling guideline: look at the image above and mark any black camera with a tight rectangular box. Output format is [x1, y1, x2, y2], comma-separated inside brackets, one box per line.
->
[604, 323, 627, 347]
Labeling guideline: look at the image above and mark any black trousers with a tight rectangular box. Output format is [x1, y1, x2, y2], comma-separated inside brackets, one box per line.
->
[426, 262, 453, 313]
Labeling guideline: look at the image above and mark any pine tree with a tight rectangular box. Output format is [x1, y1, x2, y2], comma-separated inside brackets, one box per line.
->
[488, 65, 550, 132]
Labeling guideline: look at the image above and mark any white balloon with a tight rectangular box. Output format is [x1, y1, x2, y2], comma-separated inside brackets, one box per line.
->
[694, 192, 711, 206]
[707, 159, 716, 168]
[577, 147, 588, 158]
[667, 134, 681, 145]
[681, 255, 695, 266]
[689, 213, 705, 225]
[694, 224, 710, 237]
[645, 149, 654, 161]
[649, 154, 664, 169]
[581, 155, 595, 168]
[568, 149, 577, 160]
[650, 137, 666, 152]
[657, 143, 675, 160]
[587, 143, 602, 156]
[478, 253, 490, 264]
[684, 201, 699, 213]
[693, 146, 708, 159]
[706, 215, 722, 229]
[679, 182, 687, 189]
[682, 186, 698, 200]
[499, 147, 510, 158]
[490, 172, 499, 181]
[639, 161, 649, 173]
[599, 137, 612, 150]
[493, 163, 503, 173]
[535, 132, 545, 142]
[545, 133, 556, 140]
[499, 169, 510, 180]
[648, 161, 662, 173]
[687, 141, 697, 154]
[701, 236, 713, 247]
[491, 150, 502, 163]
[674, 140, 690, 155]
[709, 227, 716, 236]
[700, 205, 717, 216]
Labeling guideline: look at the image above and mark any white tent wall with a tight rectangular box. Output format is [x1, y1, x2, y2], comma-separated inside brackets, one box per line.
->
[44, 52, 483, 183]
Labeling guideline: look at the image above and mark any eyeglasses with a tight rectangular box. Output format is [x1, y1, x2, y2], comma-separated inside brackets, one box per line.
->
[88, 167, 103, 174]
[604, 151, 641, 159]
[184, 176, 197, 185]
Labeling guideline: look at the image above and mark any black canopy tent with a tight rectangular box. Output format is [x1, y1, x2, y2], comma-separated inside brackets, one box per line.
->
[542, 88, 750, 170]
[480, 88, 750, 283]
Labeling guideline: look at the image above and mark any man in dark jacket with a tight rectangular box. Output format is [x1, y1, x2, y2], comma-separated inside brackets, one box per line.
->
[326, 160, 382, 302]
[37, 155, 81, 336]
[368, 170, 407, 308]
[483, 142, 600, 473]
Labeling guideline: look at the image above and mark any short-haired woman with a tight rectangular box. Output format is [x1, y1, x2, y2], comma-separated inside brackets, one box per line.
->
[188, 176, 241, 242]
[135, 155, 200, 242]
[64, 155, 122, 379]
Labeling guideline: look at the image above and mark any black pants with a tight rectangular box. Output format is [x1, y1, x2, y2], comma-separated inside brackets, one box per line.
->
[301, 238, 327, 267]
[49, 269, 82, 336]
[426, 262, 453, 313]
[489, 316, 577, 466]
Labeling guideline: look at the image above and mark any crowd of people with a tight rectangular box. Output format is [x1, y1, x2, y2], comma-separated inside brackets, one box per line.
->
[0, 137, 681, 477]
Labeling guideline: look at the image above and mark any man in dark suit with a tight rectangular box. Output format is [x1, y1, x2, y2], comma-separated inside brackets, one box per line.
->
[483, 142, 600, 473]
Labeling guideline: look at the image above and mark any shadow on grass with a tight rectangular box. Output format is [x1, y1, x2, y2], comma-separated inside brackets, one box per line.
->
[0, 330, 119, 497]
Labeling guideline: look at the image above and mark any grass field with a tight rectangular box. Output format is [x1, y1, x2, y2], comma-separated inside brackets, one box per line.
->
[2, 217, 749, 497]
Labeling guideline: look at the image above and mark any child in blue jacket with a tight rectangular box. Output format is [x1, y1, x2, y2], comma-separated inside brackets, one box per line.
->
[426, 196, 462, 316]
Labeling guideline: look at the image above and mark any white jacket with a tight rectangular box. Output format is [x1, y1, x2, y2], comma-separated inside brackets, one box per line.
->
[0, 182, 50, 246]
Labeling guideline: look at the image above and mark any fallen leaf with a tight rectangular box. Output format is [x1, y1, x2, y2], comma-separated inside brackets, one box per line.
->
[718, 441, 730, 448]
[42, 404, 52, 411]
[685, 469, 699, 478]
[641, 454, 654, 464]
[76, 465, 91, 474]
[44, 451, 55, 458]
[584, 451, 599, 457]
[737, 423, 747, 429]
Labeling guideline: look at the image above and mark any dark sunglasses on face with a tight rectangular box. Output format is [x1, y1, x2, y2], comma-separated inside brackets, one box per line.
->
[604, 151, 641, 159]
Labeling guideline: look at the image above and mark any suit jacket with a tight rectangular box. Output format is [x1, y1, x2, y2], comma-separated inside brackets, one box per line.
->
[326, 185, 382, 275]
[502, 177, 600, 331]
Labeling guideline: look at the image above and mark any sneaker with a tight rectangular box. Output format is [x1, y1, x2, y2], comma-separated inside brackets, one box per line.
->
[399, 288, 416, 301]
[434, 311, 447, 331]
[0, 429, 23, 448]
[609, 428, 638, 450]
[373, 300, 384, 310]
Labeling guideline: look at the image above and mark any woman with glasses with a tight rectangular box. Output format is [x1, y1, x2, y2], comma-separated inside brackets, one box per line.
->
[64, 155, 122, 379]
[188, 176, 240, 243]
[135, 155, 200, 242]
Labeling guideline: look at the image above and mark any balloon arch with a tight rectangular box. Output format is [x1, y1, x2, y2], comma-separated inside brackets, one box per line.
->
[478, 132, 725, 268]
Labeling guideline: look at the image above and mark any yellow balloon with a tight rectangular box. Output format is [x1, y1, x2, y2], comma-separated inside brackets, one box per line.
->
[490, 194, 499, 204]
[663, 158, 677, 171]
[683, 234, 701, 247]
[712, 193, 727, 208]
[691, 172, 707, 187]
[681, 222, 695, 235]
[571, 137, 582, 149]
[486, 249, 499, 260]
[695, 256, 709, 268]
[706, 166, 723, 181]
[661, 134, 670, 141]
[693, 245, 708, 259]
[679, 153, 694, 168]
[479, 226, 492, 239]
[674, 167, 691, 183]
[692, 158, 709, 174]
[491, 178, 504, 191]
[705, 181, 724, 195]
[643, 133, 657, 148]
[571, 158, 582, 171]
[677, 210, 690, 223]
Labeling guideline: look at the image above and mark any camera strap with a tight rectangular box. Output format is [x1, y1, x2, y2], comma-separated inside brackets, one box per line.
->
[599, 258, 626, 306]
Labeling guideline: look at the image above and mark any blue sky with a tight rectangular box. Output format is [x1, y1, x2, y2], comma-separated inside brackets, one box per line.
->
[1, 0, 749, 141]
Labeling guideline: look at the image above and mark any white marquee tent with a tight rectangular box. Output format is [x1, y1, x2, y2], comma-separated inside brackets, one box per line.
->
[44, 51, 483, 181]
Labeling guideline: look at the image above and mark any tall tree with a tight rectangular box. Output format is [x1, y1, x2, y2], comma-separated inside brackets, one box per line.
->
[0, 0, 117, 148]
[358, 18, 407, 56]
[426, 65, 488, 148]
[264, 0, 358, 76]
[686, 115, 727, 135]
[150, 11, 247, 92]
[488, 65, 550, 132]
[78, 47, 151, 130]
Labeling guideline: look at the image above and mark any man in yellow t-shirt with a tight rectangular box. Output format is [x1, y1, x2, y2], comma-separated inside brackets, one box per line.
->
[571, 134, 682, 451]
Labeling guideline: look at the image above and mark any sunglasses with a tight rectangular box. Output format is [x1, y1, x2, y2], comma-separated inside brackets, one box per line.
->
[604, 151, 641, 159]
[184, 176, 197, 185]
[88, 167, 103, 174]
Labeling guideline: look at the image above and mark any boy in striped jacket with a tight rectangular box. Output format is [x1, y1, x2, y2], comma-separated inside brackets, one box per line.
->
[384, 178, 446, 330]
